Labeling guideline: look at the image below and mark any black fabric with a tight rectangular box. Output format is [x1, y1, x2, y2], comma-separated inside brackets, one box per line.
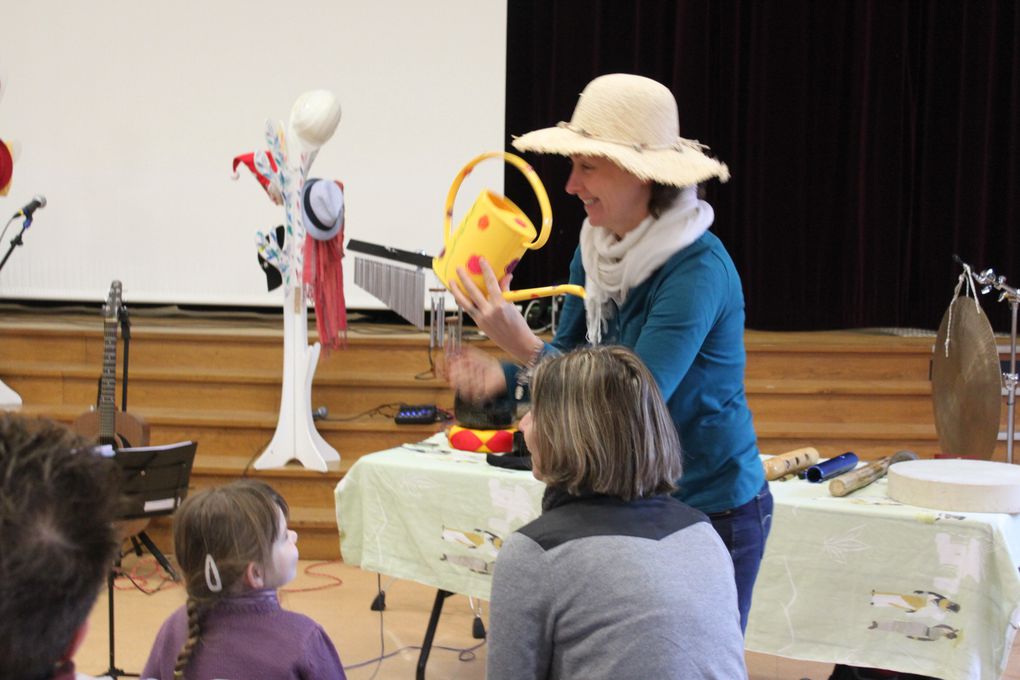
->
[505, 0, 1020, 331]
[455, 392, 515, 429]
[485, 431, 532, 470]
[257, 225, 285, 292]
[519, 488, 709, 551]
[828, 664, 938, 680]
[485, 453, 533, 471]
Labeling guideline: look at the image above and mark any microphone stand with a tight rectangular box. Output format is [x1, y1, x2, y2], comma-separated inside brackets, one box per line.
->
[0, 213, 33, 274]
[0, 214, 31, 408]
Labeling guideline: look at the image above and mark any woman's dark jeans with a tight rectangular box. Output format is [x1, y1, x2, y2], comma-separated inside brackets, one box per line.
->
[707, 482, 773, 633]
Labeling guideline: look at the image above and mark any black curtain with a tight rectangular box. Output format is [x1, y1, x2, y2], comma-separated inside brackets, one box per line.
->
[505, 0, 1020, 332]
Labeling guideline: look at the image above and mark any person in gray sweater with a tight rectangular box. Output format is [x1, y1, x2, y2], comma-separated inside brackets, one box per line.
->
[487, 346, 747, 680]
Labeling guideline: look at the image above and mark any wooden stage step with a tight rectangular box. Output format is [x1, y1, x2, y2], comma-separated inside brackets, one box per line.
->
[2, 307, 1015, 559]
[145, 507, 343, 565]
[142, 456, 351, 563]
[14, 403, 443, 462]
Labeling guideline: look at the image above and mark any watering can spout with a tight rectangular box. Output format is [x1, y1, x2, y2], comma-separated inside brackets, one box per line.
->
[433, 151, 585, 303]
[503, 284, 586, 302]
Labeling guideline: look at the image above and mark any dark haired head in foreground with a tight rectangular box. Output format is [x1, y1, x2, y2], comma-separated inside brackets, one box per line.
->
[0, 413, 121, 680]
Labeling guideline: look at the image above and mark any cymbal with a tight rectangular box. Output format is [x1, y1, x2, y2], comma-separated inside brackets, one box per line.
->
[932, 297, 1002, 459]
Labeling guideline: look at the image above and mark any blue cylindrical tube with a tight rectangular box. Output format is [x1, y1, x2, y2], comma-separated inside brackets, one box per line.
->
[805, 452, 859, 483]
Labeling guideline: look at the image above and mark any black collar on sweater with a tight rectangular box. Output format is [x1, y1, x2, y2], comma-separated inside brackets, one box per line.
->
[526, 485, 708, 550]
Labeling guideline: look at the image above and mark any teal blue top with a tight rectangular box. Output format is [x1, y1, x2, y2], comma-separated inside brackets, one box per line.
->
[510, 232, 763, 514]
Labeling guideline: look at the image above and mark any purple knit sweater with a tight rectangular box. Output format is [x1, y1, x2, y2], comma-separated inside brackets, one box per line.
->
[141, 589, 346, 680]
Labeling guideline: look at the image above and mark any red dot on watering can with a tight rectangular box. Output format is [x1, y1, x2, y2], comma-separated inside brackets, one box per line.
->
[478, 215, 490, 230]
[467, 255, 483, 274]
[504, 259, 519, 275]
[514, 218, 526, 228]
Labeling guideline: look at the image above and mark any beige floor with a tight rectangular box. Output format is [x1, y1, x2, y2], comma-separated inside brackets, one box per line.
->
[76, 556, 1019, 680]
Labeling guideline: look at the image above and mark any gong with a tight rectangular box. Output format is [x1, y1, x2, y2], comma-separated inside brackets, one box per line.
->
[931, 297, 1002, 459]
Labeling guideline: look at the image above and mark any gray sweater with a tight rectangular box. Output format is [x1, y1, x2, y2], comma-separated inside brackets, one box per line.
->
[487, 489, 747, 680]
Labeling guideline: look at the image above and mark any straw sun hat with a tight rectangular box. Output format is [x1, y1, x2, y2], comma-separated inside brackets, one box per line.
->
[512, 73, 729, 188]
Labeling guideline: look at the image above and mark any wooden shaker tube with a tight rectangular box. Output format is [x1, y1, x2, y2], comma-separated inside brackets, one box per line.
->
[763, 447, 821, 481]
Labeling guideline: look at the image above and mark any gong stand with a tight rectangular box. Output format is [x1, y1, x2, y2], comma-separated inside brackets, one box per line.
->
[973, 265, 1019, 464]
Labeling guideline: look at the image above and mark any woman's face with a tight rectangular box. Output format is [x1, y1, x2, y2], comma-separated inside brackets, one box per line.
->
[519, 410, 542, 481]
[566, 154, 652, 237]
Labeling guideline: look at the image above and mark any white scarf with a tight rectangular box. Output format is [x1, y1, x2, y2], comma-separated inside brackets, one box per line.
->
[580, 186, 715, 343]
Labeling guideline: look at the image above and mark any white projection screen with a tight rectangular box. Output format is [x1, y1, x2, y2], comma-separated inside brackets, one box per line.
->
[0, 0, 507, 308]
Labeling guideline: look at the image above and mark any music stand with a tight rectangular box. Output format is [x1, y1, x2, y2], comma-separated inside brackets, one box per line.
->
[103, 440, 197, 679]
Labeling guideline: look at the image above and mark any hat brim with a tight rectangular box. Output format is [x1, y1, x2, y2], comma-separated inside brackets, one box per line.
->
[303, 212, 343, 241]
[512, 125, 729, 187]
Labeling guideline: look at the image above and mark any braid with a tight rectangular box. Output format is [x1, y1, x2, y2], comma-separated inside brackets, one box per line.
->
[167, 480, 287, 678]
[173, 596, 204, 679]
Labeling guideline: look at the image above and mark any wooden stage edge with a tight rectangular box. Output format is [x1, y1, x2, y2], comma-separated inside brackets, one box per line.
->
[0, 300, 951, 341]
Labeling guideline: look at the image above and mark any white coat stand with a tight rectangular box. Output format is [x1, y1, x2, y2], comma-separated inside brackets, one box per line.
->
[254, 286, 339, 471]
[0, 379, 21, 410]
[249, 90, 343, 472]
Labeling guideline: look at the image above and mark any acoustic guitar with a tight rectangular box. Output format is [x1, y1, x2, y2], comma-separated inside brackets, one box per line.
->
[74, 280, 150, 449]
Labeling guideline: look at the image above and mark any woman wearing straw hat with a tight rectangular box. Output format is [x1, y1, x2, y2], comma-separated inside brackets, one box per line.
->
[448, 73, 770, 632]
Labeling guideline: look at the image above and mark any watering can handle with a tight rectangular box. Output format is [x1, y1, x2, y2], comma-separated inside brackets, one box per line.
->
[442, 151, 553, 252]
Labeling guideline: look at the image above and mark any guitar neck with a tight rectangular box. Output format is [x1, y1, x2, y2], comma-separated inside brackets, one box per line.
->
[99, 317, 118, 446]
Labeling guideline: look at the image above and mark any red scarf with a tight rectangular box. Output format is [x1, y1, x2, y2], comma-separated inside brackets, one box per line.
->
[303, 229, 347, 351]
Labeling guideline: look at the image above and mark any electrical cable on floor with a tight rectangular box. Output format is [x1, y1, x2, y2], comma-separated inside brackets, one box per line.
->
[113, 555, 178, 595]
[114, 555, 345, 595]
[343, 640, 486, 671]
[343, 574, 486, 675]
[114, 567, 176, 595]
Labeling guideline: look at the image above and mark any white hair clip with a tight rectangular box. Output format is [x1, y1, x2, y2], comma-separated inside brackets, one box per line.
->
[204, 554, 223, 593]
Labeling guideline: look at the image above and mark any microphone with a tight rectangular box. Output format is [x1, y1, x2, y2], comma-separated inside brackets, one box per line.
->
[15, 195, 46, 219]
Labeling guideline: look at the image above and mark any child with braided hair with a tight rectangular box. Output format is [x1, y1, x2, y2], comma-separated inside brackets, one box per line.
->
[141, 480, 346, 679]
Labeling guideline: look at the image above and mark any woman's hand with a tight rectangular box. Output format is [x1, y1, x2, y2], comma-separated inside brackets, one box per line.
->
[451, 257, 544, 364]
[442, 346, 507, 404]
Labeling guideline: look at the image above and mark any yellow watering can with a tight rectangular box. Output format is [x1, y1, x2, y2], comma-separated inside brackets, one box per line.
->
[433, 151, 585, 303]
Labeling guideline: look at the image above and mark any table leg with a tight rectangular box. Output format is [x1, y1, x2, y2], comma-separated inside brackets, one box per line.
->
[416, 589, 453, 680]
